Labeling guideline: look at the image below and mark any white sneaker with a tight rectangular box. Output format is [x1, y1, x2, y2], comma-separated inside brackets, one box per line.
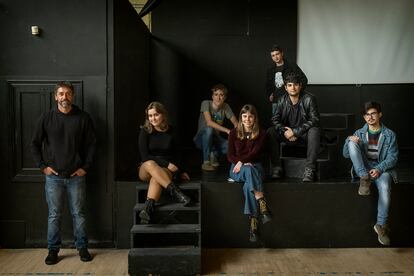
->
[202, 161, 215, 171]
[210, 152, 219, 167]
[227, 177, 235, 183]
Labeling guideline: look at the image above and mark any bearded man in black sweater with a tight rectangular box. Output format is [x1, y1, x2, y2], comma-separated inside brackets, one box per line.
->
[31, 81, 96, 265]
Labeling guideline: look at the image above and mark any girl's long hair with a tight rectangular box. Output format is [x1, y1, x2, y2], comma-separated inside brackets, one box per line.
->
[142, 101, 169, 133]
[236, 104, 259, 140]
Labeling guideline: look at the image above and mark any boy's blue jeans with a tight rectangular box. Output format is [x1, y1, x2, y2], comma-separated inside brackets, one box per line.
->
[194, 127, 228, 162]
[45, 174, 88, 251]
[347, 141, 392, 225]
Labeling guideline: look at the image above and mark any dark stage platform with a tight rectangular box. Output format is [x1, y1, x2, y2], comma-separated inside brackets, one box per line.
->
[116, 158, 414, 249]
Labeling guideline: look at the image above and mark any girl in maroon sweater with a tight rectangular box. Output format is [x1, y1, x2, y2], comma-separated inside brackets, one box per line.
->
[227, 104, 272, 242]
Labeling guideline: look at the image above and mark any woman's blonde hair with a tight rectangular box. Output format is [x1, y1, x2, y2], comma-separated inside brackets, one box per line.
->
[236, 104, 260, 140]
[142, 101, 169, 133]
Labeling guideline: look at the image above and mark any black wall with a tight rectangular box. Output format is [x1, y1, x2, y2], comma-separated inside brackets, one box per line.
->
[150, 0, 414, 149]
[114, 0, 150, 180]
[0, 0, 112, 247]
[308, 84, 414, 148]
[112, 0, 151, 246]
[150, 0, 298, 145]
[0, 0, 150, 248]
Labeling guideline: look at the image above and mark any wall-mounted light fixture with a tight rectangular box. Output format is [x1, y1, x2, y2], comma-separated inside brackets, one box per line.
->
[31, 26, 40, 36]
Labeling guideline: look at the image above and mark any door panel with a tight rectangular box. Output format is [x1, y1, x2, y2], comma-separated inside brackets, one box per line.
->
[8, 80, 83, 182]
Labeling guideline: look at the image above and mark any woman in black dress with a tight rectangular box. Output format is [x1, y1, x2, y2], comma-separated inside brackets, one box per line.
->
[138, 101, 191, 223]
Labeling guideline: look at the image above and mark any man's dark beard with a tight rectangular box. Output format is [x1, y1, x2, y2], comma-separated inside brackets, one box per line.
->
[59, 100, 71, 108]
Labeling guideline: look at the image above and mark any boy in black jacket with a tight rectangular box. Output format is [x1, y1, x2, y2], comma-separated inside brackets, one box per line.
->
[267, 71, 320, 182]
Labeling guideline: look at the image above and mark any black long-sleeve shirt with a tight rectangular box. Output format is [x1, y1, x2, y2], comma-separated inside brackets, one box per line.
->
[31, 105, 96, 178]
[138, 126, 181, 169]
[266, 60, 308, 101]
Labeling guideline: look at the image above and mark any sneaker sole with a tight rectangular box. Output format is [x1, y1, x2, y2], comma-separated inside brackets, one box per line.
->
[249, 235, 258, 242]
[45, 260, 58, 265]
[261, 215, 272, 224]
[182, 199, 192, 207]
[358, 190, 370, 196]
[80, 257, 92, 262]
[45, 252, 59, 265]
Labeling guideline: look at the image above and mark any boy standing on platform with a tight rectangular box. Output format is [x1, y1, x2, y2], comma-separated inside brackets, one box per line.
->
[194, 84, 238, 171]
[266, 45, 308, 116]
[343, 101, 398, 246]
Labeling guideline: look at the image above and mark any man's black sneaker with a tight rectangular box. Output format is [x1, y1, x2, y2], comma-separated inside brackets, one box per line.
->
[79, 247, 93, 262]
[302, 167, 316, 182]
[45, 249, 58, 265]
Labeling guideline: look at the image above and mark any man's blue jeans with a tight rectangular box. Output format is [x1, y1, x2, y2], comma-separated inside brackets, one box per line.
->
[347, 141, 392, 225]
[45, 174, 88, 251]
[194, 127, 228, 162]
[229, 163, 264, 216]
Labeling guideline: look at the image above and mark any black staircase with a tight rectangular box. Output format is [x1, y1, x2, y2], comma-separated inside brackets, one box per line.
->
[281, 113, 355, 179]
[128, 182, 201, 276]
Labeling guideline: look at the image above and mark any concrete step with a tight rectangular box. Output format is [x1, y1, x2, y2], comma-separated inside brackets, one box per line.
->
[133, 203, 201, 225]
[280, 143, 333, 160]
[320, 113, 355, 129]
[131, 224, 200, 248]
[136, 181, 201, 204]
[135, 181, 201, 190]
[134, 202, 200, 212]
[281, 157, 330, 179]
[131, 223, 200, 234]
[324, 127, 352, 145]
[128, 247, 200, 276]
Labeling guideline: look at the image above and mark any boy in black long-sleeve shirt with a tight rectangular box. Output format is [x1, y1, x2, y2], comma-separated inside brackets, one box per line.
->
[31, 82, 96, 265]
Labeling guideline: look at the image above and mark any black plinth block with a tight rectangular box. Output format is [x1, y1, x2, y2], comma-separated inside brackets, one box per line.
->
[128, 247, 200, 276]
[202, 180, 414, 248]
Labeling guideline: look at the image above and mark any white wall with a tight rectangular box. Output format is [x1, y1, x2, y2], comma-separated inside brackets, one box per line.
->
[298, 0, 414, 84]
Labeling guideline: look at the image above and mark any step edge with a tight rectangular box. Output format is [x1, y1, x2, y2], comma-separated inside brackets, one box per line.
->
[131, 224, 201, 233]
[133, 202, 201, 211]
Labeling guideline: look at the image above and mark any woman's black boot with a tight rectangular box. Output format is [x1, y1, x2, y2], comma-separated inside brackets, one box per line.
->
[257, 197, 272, 224]
[166, 183, 191, 206]
[139, 198, 155, 224]
[249, 216, 258, 242]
